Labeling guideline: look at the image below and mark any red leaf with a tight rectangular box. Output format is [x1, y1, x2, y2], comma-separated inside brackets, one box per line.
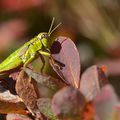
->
[37, 98, 58, 120]
[51, 86, 86, 118]
[81, 102, 95, 120]
[93, 85, 119, 120]
[80, 65, 108, 101]
[50, 36, 80, 88]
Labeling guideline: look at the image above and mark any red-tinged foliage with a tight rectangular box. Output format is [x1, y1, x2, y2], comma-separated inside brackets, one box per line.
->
[93, 85, 119, 120]
[100, 65, 108, 73]
[81, 102, 95, 120]
[37, 98, 57, 120]
[97, 59, 120, 76]
[0, 35, 118, 120]
[80, 65, 108, 101]
[50, 36, 80, 88]
[115, 105, 120, 120]
[0, 0, 120, 119]
[1, 0, 44, 12]
[0, 19, 27, 51]
[51, 86, 86, 118]
[50, 36, 112, 120]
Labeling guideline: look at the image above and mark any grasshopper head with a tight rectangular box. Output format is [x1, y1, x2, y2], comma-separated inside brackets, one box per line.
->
[37, 18, 61, 50]
[37, 32, 50, 49]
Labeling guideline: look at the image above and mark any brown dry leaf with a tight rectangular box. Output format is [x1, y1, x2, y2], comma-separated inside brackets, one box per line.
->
[15, 70, 38, 114]
[0, 100, 27, 115]
[0, 82, 26, 115]
[0, 88, 20, 102]
[6, 114, 32, 120]
[23, 67, 64, 91]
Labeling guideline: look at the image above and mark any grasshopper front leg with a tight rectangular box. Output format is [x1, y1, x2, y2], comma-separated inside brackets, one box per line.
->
[38, 53, 45, 73]
[38, 50, 51, 73]
[23, 54, 35, 67]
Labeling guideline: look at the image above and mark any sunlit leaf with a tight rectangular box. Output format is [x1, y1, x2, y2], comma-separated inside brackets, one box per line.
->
[50, 36, 80, 88]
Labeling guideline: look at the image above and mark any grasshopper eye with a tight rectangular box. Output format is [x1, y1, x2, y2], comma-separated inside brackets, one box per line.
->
[42, 34, 48, 39]
[38, 35, 42, 40]
[39, 34, 48, 40]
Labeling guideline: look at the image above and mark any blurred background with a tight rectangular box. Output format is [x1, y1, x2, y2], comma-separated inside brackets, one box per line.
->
[0, 0, 120, 95]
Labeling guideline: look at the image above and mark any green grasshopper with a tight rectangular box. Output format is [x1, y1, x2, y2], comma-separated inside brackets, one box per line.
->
[0, 18, 61, 75]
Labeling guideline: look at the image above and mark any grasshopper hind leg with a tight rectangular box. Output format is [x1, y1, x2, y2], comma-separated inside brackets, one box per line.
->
[23, 53, 35, 67]
[38, 50, 51, 73]
[18, 46, 36, 68]
[38, 53, 45, 73]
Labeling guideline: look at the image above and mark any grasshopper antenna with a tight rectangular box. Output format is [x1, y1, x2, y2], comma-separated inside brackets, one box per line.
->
[48, 17, 62, 36]
[49, 22, 61, 36]
[48, 17, 55, 36]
